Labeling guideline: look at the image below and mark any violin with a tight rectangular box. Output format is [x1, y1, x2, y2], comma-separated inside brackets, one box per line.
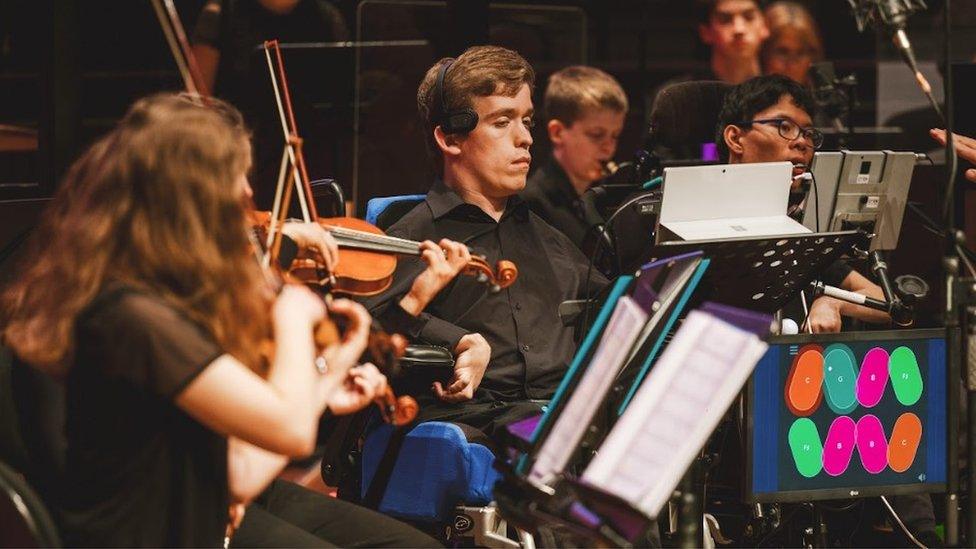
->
[258, 40, 519, 297]
[150, 3, 418, 427]
[253, 211, 518, 296]
[250, 205, 419, 428]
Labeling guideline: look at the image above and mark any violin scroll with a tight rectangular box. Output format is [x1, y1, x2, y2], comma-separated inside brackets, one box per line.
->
[374, 392, 419, 426]
[464, 257, 519, 294]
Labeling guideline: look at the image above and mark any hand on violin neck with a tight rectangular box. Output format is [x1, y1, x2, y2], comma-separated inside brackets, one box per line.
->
[281, 221, 340, 272]
[320, 299, 372, 379]
[399, 239, 472, 316]
[272, 285, 326, 331]
[433, 333, 490, 403]
[327, 362, 389, 416]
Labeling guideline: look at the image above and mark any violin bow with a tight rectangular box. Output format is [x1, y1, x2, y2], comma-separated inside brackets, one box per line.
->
[149, 0, 210, 98]
[261, 39, 321, 268]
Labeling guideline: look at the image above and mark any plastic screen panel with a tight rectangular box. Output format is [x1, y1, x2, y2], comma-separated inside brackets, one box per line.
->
[748, 329, 947, 503]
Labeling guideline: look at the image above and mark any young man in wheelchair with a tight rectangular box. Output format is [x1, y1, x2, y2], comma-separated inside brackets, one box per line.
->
[364, 45, 608, 444]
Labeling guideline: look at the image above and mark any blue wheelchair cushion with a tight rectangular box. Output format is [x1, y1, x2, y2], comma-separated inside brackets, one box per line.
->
[361, 421, 501, 522]
[365, 195, 426, 226]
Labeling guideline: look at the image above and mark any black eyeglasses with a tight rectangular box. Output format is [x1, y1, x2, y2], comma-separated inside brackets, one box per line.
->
[736, 118, 824, 149]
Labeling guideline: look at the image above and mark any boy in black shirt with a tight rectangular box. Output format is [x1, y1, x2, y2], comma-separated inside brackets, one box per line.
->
[366, 46, 608, 439]
[522, 65, 628, 251]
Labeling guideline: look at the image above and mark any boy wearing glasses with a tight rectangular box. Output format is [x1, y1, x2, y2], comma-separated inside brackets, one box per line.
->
[717, 75, 889, 332]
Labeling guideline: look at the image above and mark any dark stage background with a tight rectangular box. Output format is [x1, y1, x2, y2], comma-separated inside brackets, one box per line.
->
[1, 0, 974, 325]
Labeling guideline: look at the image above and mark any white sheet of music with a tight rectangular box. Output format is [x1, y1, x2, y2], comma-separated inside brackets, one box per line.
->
[581, 311, 768, 518]
[528, 295, 648, 485]
[623, 257, 700, 367]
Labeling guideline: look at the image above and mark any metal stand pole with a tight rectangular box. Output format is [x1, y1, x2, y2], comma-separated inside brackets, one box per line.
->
[945, 254, 961, 546]
[679, 457, 703, 548]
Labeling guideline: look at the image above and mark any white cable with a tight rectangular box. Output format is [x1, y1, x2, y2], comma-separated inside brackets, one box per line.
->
[880, 495, 927, 549]
[800, 290, 813, 334]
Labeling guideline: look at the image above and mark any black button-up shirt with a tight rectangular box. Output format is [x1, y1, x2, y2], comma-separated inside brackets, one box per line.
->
[364, 180, 608, 401]
[521, 157, 598, 251]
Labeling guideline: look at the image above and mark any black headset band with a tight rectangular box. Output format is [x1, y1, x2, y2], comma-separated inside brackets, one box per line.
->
[433, 59, 454, 125]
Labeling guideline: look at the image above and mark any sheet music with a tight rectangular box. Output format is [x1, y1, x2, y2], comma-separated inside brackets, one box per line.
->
[624, 257, 701, 368]
[528, 296, 648, 485]
[582, 310, 768, 518]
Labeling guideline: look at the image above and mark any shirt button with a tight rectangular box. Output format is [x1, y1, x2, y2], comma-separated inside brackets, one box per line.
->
[521, 343, 530, 352]
[514, 302, 522, 311]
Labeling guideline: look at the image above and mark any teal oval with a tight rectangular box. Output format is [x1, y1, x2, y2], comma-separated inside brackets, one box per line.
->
[822, 344, 859, 414]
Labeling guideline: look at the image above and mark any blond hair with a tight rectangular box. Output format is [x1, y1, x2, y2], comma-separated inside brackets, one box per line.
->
[544, 65, 628, 127]
[762, 2, 824, 65]
[417, 45, 535, 173]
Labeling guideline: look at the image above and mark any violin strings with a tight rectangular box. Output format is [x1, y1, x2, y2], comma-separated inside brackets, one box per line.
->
[325, 226, 422, 255]
[328, 231, 418, 253]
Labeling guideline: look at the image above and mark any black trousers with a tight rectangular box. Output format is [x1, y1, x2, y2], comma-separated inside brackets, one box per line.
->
[231, 480, 441, 548]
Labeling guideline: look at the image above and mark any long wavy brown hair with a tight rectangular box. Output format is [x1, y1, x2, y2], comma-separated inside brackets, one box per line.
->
[1, 93, 272, 376]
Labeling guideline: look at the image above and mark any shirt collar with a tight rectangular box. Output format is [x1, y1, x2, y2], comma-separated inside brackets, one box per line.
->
[426, 179, 529, 222]
[426, 179, 468, 220]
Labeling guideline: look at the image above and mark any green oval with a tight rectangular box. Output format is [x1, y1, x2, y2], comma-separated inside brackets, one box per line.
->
[889, 346, 923, 406]
[788, 418, 823, 478]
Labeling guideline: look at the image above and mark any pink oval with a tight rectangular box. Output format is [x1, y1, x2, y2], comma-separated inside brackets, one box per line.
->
[822, 415, 856, 476]
[856, 414, 889, 474]
[856, 347, 890, 408]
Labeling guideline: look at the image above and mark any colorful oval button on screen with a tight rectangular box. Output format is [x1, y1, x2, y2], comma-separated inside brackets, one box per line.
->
[856, 348, 890, 408]
[788, 418, 824, 478]
[786, 347, 824, 416]
[856, 414, 889, 474]
[888, 412, 923, 473]
[822, 416, 857, 476]
[822, 345, 859, 414]
[889, 347, 924, 406]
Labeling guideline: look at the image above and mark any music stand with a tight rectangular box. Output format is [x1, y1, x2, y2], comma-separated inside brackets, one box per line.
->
[649, 230, 867, 314]
[514, 252, 709, 480]
[495, 308, 771, 546]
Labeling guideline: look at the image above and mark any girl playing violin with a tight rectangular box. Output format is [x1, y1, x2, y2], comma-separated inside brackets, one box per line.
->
[1, 93, 461, 547]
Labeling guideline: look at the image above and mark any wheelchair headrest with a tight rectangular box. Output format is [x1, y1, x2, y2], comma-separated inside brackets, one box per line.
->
[647, 81, 732, 156]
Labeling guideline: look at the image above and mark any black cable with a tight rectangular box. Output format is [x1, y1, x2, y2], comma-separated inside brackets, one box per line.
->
[815, 500, 862, 513]
[906, 202, 949, 238]
[940, 0, 959, 224]
[904, 202, 976, 266]
[756, 504, 803, 547]
[581, 190, 661, 333]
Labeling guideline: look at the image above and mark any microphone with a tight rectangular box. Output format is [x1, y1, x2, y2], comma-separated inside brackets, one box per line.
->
[808, 62, 854, 132]
[848, 0, 926, 34]
[847, 1, 938, 110]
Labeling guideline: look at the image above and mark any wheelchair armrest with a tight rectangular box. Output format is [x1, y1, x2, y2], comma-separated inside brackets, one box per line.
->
[558, 299, 599, 327]
[400, 344, 455, 370]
